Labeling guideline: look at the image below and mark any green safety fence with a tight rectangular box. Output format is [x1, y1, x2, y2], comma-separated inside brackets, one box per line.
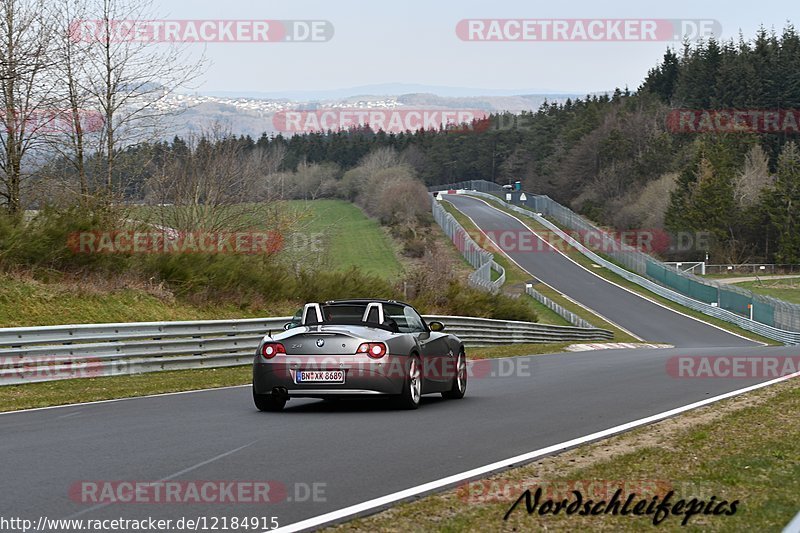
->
[753, 300, 775, 326]
[646, 262, 718, 304]
[433, 180, 799, 334]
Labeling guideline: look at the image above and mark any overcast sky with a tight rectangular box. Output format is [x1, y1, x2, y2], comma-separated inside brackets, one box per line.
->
[153, 0, 797, 95]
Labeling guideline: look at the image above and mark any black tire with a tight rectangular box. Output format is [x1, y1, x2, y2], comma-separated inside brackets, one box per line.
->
[253, 391, 286, 412]
[393, 355, 422, 410]
[442, 351, 467, 400]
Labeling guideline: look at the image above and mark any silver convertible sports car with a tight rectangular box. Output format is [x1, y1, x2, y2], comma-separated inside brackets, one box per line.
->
[252, 299, 466, 411]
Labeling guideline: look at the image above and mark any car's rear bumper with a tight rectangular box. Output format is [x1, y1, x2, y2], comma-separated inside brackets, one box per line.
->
[252, 354, 409, 397]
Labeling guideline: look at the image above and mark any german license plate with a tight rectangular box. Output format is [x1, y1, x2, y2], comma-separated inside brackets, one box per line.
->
[296, 370, 345, 383]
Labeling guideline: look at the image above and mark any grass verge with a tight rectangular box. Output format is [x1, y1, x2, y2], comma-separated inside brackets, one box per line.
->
[0, 274, 300, 327]
[734, 279, 800, 305]
[468, 342, 574, 359]
[0, 366, 251, 413]
[702, 273, 800, 280]
[283, 199, 404, 279]
[470, 195, 777, 346]
[0, 343, 574, 413]
[328, 375, 800, 532]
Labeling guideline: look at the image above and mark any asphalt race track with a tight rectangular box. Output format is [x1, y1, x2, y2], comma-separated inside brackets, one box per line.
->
[443, 194, 757, 348]
[1, 195, 792, 532]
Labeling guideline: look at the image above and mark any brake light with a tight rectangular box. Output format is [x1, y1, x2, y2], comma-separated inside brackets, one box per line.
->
[357, 342, 387, 359]
[261, 342, 286, 359]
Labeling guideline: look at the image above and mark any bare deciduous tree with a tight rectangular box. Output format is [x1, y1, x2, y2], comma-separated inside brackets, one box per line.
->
[41, 0, 95, 204]
[146, 125, 283, 233]
[0, 0, 53, 215]
[374, 177, 429, 229]
[734, 144, 772, 208]
[289, 161, 339, 200]
[358, 146, 406, 173]
[613, 172, 678, 229]
[78, 0, 205, 202]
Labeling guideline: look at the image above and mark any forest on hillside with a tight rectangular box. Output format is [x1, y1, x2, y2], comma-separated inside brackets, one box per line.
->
[17, 26, 800, 264]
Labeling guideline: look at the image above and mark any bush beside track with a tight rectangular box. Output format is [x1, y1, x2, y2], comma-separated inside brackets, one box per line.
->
[0, 200, 539, 327]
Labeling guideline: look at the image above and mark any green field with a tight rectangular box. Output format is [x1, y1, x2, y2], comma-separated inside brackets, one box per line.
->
[734, 278, 800, 305]
[0, 200, 404, 327]
[282, 200, 404, 279]
[134, 200, 404, 280]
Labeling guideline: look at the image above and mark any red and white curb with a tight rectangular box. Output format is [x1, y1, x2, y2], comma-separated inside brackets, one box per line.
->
[566, 342, 673, 352]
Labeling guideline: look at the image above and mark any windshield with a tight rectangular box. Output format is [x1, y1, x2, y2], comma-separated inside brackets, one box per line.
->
[321, 304, 369, 324]
[287, 303, 398, 331]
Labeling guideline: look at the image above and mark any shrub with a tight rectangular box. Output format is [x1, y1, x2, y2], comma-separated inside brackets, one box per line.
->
[402, 239, 427, 258]
[412, 280, 538, 322]
[0, 207, 129, 273]
[292, 268, 398, 303]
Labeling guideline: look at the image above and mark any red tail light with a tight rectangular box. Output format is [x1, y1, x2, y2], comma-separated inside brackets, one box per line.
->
[261, 342, 286, 359]
[357, 342, 387, 359]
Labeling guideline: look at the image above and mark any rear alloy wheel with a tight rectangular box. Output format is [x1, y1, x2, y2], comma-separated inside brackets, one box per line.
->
[253, 391, 286, 412]
[394, 355, 422, 409]
[442, 351, 466, 399]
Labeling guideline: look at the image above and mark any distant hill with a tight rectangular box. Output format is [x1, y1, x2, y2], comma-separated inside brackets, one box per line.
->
[163, 89, 586, 138]
[198, 83, 584, 100]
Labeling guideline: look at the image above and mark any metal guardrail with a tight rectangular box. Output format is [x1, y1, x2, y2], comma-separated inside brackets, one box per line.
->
[0, 315, 613, 385]
[434, 180, 800, 335]
[425, 315, 612, 346]
[433, 193, 599, 329]
[0, 318, 289, 386]
[431, 180, 504, 194]
[525, 286, 595, 329]
[460, 190, 800, 345]
[431, 195, 505, 293]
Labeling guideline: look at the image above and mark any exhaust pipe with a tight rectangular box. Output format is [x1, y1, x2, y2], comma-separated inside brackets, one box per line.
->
[271, 387, 289, 400]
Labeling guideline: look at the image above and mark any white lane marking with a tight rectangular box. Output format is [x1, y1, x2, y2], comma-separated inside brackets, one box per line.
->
[462, 195, 765, 346]
[784, 508, 800, 533]
[273, 371, 800, 533]
[56, 411, 83, 419]
[67, 440, 258, 519]
[441, 197, 644, 342]
[566, 343, 673, 352]
[0, 384, 251, 416]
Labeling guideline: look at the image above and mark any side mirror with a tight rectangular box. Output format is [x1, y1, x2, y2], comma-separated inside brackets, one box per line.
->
[429, 321, 445, 332]
[283, 322, 293, 330]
